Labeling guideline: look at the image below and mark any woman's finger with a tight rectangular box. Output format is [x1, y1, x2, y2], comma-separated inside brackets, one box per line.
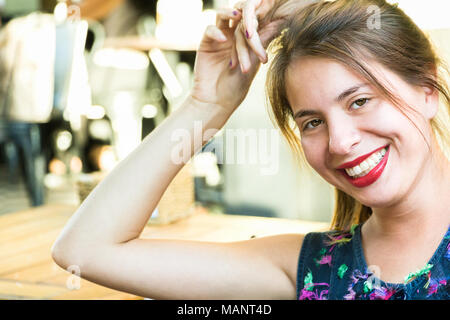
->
[216, 7, 242, 30]
[205, 25, 227, 42]
[235, 25, 252, 73]
[242, 0, 263, 39]
[230, 39, 239, 69]
[244, 23, 267, 63]
[235, 0, 266, 63]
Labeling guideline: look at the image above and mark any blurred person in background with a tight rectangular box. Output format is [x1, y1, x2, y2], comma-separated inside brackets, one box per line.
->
[0, 10, 55, 206]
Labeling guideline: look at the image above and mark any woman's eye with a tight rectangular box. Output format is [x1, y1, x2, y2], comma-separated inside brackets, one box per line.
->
[350, 98, 369, 110]
[304, 119, 323, 130]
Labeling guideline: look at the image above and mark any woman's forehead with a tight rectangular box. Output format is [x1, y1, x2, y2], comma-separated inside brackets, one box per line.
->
[284, 56, 414, 110]
[285, 57, 368, 105]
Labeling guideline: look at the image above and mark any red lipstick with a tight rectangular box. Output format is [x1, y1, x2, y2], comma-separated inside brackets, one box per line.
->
[338, 145, 390, 188]
[337, 145, 387, 170]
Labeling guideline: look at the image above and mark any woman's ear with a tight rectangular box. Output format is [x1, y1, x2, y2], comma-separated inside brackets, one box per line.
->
[422, 85, 439, 120]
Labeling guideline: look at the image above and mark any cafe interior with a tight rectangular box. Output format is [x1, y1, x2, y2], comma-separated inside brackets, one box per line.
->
[0, 0, 449, 299]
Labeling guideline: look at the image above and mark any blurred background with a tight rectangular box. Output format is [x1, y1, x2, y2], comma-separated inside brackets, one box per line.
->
[0, 0, 449, 224]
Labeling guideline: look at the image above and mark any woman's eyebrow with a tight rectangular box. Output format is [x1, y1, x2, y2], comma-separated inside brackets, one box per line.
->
[293, 109, 319, 119]
[335, 83, 368, 102]
[293, 83, 369, 119]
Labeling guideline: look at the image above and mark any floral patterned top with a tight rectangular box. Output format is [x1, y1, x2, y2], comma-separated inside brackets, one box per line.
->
[296, 224, 450, 300]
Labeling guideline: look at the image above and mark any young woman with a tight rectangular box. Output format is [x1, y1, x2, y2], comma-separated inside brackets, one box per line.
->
[51, 0, 450, 300]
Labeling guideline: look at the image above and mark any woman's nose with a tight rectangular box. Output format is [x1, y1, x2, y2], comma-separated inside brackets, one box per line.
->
[327, 117, 361, 155]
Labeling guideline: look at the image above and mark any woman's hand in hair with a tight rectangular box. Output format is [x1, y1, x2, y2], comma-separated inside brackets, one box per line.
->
[191, 8, 262, 112]
[232, 0, 317, 73]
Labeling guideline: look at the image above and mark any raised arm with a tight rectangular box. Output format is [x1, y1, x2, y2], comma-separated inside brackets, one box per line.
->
[51, 7, 303, 299]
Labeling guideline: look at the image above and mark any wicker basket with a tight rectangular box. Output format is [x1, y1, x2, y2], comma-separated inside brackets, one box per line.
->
[149, 163, 195, 225]
[75, 163, 195, 225]
[76, 171, 107, 204]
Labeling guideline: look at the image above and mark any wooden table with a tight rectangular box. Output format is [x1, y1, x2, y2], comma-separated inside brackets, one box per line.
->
[0, 204, 329, 300]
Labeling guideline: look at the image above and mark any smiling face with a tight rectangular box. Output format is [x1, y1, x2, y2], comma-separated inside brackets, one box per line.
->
[285, 57, 438, 208]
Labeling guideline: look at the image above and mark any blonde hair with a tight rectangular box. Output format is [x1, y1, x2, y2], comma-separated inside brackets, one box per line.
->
[266, 0, 450, 231]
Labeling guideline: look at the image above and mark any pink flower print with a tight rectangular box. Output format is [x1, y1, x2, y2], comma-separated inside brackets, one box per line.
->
[317, 289, 329, 300]
[299, 282, 330, 300]
[299, 287, 329, 300]
[427, 283, 439, 296]
[343, 288, 356, 300]
[345, 269, 372, 300]
[326, 233, 352, 252]
[427, 279, 447, 297]
[350, 269, 369, 284]
[317, 254, 332, 267]
[369, 287, 397, 300]
[299, 289, 316, 300]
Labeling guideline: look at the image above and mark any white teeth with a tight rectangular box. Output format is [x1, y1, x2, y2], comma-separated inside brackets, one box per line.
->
[344, 147, 388, 178]
[360, 161, 369, 171]
[370, 153, 379, 162]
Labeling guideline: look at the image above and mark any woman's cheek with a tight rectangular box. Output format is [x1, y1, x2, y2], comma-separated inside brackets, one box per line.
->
[301, 137, 329, 175]
[366, 101, 418, 145]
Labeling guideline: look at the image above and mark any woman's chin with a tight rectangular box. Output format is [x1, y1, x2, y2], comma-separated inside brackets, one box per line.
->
[337, 181, 400, 209]
[350, 182, 406, 210]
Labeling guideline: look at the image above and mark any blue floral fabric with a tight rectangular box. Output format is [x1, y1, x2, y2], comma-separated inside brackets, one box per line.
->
[296, 224, 450, 300]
